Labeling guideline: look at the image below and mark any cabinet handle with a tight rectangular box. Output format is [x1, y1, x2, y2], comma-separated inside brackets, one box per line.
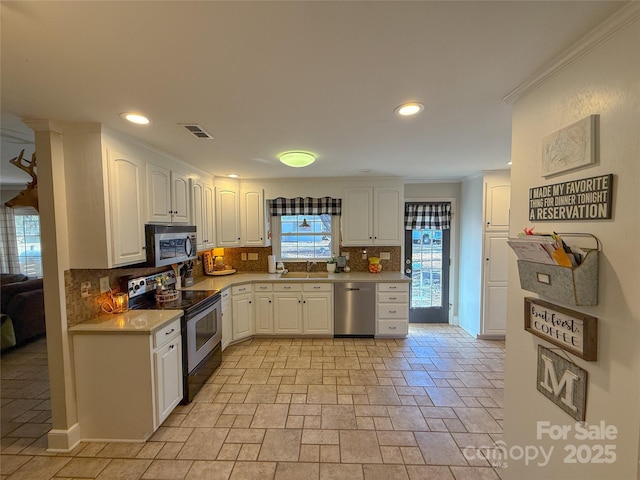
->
[313, 286, 320, 289]
[166, 328, 175, 335]
[389, 310, 397, 314]
[169, 344, 175, 349]
[389, 326, 397, 330]
[389, 297, 397, 300]
[284, 286, 291, 289]
[389, 286, 397, 289]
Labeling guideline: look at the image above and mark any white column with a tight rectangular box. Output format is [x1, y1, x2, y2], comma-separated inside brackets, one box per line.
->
[24, 120, 80, 451]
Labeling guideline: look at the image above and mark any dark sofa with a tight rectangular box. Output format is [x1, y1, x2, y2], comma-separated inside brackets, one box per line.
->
[1, 274, 46, 349]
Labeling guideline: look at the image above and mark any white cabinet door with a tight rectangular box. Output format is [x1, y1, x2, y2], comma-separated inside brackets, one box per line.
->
[241, 189, 270, 247]
[482, 234, 509, 335]
[254, 293, 273, 334]
[373, 187, 402, 245]
[154, 335, 183, 426]
[108, 149, 146, 266]
[203, 182, 216, 249]
[483, 285, 508, 336]
[273, 293, 302, 334]
[191, 180, 206, 251]
[302, 293, 333, 334]
[232, 293, 254, 340]
[146, 164, 172, 223]
[221, 289, 232, 350]
[485, 183, 510, 231]
[171, 172, 190, 224]
[342, 188, 373, 245]
[216, 185, 241, 247]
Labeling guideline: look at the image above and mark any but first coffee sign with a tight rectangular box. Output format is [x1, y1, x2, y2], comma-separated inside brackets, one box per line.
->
[525, 298, 598, 361]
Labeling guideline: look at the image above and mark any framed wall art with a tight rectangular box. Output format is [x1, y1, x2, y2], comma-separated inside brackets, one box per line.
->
[541, 115, 598, 177]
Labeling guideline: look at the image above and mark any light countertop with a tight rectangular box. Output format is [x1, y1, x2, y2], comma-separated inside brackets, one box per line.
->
[183, 271, 410, 292]
[69, 309, 183, 335]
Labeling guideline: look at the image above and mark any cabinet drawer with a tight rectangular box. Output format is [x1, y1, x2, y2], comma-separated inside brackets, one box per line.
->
[303, 283, 332, 292]
[377, 304, 408, 319]
[254, 283, 273, 292]
[378, 292, 408, 303]
[377, 319, 408, 336]
[154, 318, 181, 348]
[232, 284, 252, 295]
[378, 282, 409, 293]
[274, 283, 302, 292]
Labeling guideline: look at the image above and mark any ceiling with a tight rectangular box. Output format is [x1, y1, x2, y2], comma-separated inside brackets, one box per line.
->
[0, 1, 627, 185]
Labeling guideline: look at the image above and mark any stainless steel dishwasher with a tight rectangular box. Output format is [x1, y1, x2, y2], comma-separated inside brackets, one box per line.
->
[334, 282, 375, 337]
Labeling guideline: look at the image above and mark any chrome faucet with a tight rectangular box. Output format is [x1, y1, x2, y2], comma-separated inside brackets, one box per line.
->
[306, 260, 317, 272]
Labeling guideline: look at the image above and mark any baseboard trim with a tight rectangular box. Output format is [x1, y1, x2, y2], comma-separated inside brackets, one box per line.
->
[46, 422, 81, 453]
[477, 333, 506, 341]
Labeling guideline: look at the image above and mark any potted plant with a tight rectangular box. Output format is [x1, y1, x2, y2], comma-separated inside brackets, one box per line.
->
[326, 256, 337, 273]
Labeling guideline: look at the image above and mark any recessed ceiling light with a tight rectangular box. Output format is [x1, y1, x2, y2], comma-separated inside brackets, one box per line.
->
[279, 151, 316, 168]
[121, 112, 150, 125]
[227, 174, 239, 178]
[395, 102, 424, 117]
[507, 161, 513, 166]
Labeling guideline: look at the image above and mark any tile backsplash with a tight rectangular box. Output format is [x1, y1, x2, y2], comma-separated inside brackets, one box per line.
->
[201, 246, 401, 273]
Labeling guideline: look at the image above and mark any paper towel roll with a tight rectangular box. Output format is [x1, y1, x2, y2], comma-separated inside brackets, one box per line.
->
[268, 255, 276, 273]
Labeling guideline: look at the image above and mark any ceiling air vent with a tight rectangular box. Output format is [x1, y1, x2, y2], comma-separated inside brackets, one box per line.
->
[179, 124, 214, 139]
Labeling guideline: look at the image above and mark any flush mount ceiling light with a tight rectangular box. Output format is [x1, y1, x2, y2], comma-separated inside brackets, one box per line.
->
[279, 151, 316, 168]
[121, 112, 151, 125]
[227, 174, 239, 178]
[395, 102, 424, 117]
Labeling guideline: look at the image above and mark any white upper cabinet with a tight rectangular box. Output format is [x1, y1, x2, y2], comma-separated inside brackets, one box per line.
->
[108, 149, 147, 266]
[146, 164, 190, 224]
[484, 178, 511, 231]
[191, 179, 215, 251]
[342, 186, 403, 246]
[373, 187, 403, 245]
[215, 180, 241, 247]
[241, 188, 271, 247]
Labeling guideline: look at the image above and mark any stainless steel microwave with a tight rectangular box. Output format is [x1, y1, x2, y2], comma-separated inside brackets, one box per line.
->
[145, 224, 197, 267]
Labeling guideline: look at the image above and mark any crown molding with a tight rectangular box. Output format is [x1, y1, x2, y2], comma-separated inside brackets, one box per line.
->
[503, 2, 640, 104]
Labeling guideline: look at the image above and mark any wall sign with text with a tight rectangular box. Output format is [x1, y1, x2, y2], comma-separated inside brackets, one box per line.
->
[524, 297, 597, 361]
[529, 174, 613, 221]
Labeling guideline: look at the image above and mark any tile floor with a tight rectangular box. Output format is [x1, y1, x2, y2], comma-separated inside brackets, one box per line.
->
[1, 325, 505, 480]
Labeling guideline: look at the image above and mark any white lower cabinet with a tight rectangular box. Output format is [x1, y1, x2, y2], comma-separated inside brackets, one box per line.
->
[254, 283, 274, 334]
[221, 288, 232, 350]
[72, 317, 183, 441]
[376, 283, 409, 337]
[273, 283, 303, 334]
[302, 283, 333, 335]
[232, 284, 254, 341]
[272, 283, 333, 335]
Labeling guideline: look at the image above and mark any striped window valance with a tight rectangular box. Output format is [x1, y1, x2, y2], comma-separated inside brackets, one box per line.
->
[405, 202, 451, 230]
[268, 197, 342, 216]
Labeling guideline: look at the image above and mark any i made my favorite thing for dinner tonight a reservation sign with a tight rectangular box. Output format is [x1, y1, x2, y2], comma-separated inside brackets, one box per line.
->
[529, 174, 613, 221]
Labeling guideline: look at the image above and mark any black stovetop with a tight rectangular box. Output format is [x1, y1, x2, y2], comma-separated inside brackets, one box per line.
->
[130, 289, 220, 316]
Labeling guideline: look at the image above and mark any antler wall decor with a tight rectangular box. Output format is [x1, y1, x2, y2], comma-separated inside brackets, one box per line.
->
[4, 149, 39, 212]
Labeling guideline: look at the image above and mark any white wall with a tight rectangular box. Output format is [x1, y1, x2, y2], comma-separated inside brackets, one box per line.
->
[458, 174, 483, 336]
[503, 12, 639, 480]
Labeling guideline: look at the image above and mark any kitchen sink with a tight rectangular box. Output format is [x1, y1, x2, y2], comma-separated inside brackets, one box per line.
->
[279, 272, 329, 279]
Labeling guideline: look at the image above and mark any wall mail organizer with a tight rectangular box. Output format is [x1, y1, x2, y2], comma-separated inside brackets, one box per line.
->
[509, 233, 600, 306]
[525, 297, 597, 361]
